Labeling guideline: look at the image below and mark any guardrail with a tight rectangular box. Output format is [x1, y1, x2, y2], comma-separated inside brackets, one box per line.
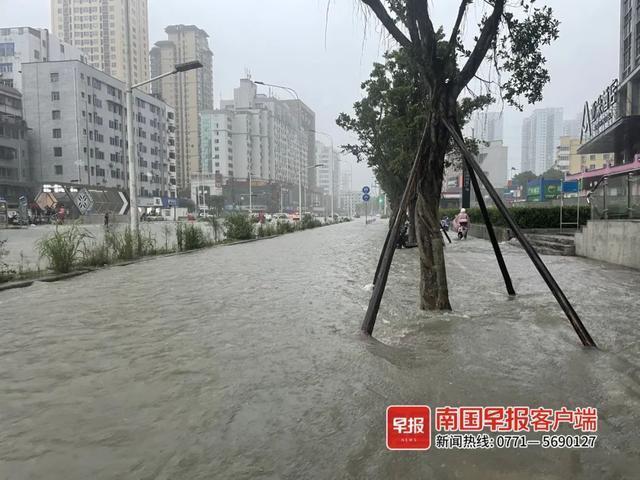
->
[586, 171, 640, 219]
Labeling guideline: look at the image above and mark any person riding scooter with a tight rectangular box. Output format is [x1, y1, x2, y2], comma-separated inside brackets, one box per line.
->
[453, 208, 470, 239]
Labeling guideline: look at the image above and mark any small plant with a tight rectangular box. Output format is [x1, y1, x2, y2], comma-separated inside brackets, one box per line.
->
[38, 224, 91, 273]
[105, 227, 136, 261]
[276, 221, 294, 235]
[0, 239, 17, 283]
[176, 223, 208, 251]
[176, 222, 185, 251]
[82, 242, 111, 267]
[162, 223, 173, 251]
[301, 214, 322, 230]
[207, 216, 223, 243]
[224, 213, 254, 240]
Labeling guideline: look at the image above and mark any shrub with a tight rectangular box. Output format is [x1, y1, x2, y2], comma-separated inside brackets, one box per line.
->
[276, 220, 295, 235]
[301, 214, 322, 230]
[82, 242, 111, 267]
[175, 223, 208, 251]
[439, 206, 590, 229]
[224, 213, 254, 240]
[38, 224, 91, 273]
[105, 227, 136, 260]
[0, 239, 16, 283]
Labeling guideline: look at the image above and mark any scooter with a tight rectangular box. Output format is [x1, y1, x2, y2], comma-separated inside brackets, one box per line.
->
[457, 221, 469, 240]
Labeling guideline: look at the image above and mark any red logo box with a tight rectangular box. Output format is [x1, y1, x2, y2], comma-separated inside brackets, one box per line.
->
[386, 405, 431, 450]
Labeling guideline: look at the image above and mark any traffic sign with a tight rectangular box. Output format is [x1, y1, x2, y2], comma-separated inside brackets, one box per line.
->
[362, 194, 370, 202]
[362, 186, 370, 194]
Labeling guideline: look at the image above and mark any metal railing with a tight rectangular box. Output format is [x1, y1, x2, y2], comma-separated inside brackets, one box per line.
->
[587, 171, 640, 219]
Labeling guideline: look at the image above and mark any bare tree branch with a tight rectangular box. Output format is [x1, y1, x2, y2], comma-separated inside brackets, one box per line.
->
[455, 0, 506, 95]
[447, 0, 470, 58]
[360, 0, 412, 49]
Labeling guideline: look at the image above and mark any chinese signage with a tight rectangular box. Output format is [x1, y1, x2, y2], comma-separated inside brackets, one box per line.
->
[387, 405, 598, 451]
[581, 78, 619, 143]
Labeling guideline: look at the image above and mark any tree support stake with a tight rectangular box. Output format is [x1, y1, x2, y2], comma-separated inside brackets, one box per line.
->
[466, 161, 515, 296]
[444, 119, 596, 347]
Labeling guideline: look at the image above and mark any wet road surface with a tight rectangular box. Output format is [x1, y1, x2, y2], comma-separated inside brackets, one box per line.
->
[1, 220, 639, 479]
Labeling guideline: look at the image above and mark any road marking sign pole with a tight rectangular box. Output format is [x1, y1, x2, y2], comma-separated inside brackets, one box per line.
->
[362, 190, 370, 225]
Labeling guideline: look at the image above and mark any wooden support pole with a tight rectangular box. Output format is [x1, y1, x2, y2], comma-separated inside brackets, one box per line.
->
[444, 119, 596, 347]
[466, 163, 516, 296]
[361, 124, 426, 335]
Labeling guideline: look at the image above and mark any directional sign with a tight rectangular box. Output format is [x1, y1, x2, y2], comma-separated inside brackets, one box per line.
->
[118, 191, 129, 215]
[362, 186, 370, 194]
[362, 194, 370, 202]
[74, 188, 94, 214]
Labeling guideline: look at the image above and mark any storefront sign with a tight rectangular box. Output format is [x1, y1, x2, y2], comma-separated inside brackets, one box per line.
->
[581, 79, 618, 143]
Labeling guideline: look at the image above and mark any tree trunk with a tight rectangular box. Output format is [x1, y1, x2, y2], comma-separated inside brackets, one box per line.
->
[415, 115, 452, 310]
[408, 196, 417, 245]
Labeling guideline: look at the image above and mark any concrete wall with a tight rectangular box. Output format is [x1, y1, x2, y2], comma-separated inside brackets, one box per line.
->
[469, 224, 511, 242]
[575, 220, 640, 269]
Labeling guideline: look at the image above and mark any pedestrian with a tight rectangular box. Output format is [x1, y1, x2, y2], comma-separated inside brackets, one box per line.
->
[104, 211, 110, 227]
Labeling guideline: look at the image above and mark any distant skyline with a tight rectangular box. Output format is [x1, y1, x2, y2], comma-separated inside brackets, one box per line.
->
[2, 0, 620, 186]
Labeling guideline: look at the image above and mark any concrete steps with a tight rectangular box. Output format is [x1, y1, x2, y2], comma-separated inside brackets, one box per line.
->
[509, 233, 576, 256]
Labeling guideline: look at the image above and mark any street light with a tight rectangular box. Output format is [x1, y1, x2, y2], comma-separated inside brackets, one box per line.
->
[124, 0, 202, 234]
[254, 80, 305, 219]
[300, 163, 325, 217]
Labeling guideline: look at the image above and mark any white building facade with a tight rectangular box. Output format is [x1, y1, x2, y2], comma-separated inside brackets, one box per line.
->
[21, 60, 175, 202]
[0, 27, 85, 91]
[51, 0, 150, 87]
[201, 79, 316, 195]
[521, 108, 563, 175]
[478, 140, 508, 188]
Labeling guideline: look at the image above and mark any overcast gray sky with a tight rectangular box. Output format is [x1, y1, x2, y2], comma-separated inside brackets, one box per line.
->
[3, 1, 620, 188]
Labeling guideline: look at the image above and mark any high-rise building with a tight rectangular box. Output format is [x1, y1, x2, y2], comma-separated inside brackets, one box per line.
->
[0, 27, 85, 91]
[521, 108, 563, 175]
[466, 111, 503, 142]
[22, 60, 176, 203]
[0, 85, 29, 201]
[316, 141, 341, 210]
[200, 79, 316, 208]
[51, 0, 150, 86]
[150, 25, 214, 191]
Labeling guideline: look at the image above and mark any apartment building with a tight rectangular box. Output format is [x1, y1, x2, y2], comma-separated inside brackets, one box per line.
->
[0, 26, 85, 91]
[150, 25, 214, 190]
[51, 0, 149, 86]
[21, 60, 175, 202]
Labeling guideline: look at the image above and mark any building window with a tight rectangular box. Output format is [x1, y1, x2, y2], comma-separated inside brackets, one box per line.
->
[52, 128, 62, 138]
[51, 91, 60, 101]
[0, 42, 15, 56]
[50, 72, 59, 82]
[34, 50, 40, 60]
[53, 147, 62, 157]
[54, 165, 63, 175]
[52, 110, 61, 120]
[0, 63, 12, 73]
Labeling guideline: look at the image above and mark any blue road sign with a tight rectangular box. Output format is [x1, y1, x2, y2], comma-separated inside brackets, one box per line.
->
[362, 194, 370, 202]
[362, 186, 370, 194]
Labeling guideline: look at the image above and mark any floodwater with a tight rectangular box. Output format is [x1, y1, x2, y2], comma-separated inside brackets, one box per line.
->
[1, 219, 639, 479]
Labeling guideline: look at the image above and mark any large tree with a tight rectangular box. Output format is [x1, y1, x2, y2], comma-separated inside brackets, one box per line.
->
[358, 0, 559, 310]
[337, 48, 489, 243]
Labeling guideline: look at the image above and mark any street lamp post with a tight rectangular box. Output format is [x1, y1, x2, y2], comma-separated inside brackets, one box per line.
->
[124, 61, 202, 233]
[124, 0, 202, 234]
[306, 130, 335, 221]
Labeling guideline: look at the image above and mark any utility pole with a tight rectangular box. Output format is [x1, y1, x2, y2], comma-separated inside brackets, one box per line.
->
[124, 0, 138, 234]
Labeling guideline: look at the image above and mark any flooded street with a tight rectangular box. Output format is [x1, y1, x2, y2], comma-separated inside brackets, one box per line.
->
[1, 220, 639, 479]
